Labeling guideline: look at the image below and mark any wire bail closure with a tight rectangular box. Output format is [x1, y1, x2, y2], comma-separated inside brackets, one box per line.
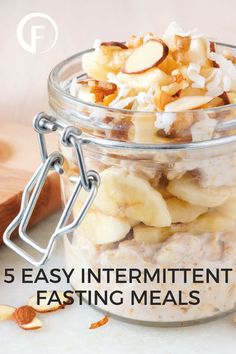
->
[3, 112, 100, 267]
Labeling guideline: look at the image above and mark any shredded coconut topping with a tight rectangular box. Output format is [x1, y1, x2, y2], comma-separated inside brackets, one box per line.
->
[187, 63, 206, 89]
[69, 22, 236, 144]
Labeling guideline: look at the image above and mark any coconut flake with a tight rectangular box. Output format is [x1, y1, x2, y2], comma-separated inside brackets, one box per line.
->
[223, 75, 232, 92]
[110, 96, 137, 109]
[107, 72, 130, 107]
[204, 69, 217, 84]
[163, 22, 203, 45]
[136, 88, 154, 104]
[155, 112, 176, 133]
[133, 87, 156, 111]
[187, 63, 205, 88]
[208, 51, 236, 91]
[206, 69, 224, 97]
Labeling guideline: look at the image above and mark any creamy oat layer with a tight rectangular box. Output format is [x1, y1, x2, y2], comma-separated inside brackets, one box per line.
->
[63, 159, 236, 322]
[65, 231, 236, 322]
[63, 23, 236, 323]
[70, 22, 236, 142]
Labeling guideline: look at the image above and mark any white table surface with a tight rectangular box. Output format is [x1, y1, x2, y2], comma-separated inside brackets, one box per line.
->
[0, 212, 236, 354]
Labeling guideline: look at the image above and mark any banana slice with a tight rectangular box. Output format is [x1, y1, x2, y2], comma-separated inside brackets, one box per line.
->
[216, 198, 236, 220]
[133, 224, 172, 244]
[131, 114, 168, 143]
[82, 52, 110, 81]
[180, 211, 235, 234]
[78, 211, 131, 244]
[166, 197, 207, 223]
[72, 194, 130, 244]
[82, 47, 131, 81]
[94, 167, 171, 227]
[167, 174, 231, 207]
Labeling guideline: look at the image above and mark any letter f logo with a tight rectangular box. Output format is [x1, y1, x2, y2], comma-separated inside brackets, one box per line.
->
[17, 13, 58, 54]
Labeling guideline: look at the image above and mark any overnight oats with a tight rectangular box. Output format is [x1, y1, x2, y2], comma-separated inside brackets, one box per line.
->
[47, 22, 236, 325]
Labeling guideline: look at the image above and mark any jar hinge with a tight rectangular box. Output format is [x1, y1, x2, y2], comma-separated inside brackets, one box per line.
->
[3, 112, 100, 267]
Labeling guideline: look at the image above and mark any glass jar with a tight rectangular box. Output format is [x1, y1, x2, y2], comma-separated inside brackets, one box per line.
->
[5, 43, 236, 326]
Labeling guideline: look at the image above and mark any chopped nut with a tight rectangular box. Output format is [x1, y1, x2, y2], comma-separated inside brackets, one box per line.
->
[89, 315, 109, 329]
[103, 92, 117, 106]
[172, 73, 184, 83]
[126, 34, 143, 49]
[172, 50, 188, 64]
[143, 32, 156, 43]
[83, 80, 117, 103]
[223, 51, 236, 64]
[173, 35, 191, 51]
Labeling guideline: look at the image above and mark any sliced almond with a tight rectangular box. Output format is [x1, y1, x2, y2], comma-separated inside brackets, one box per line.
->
[164, 96, 214, 112]
[28, 291, 71, 313]
[162, 80, 189, 96]
[0, 305, 15, 321]
[14, 305, 36, 325]
[219, 92, 230, 105]
[20, 317, 42, 331]
[122, 39, 169, 74]
[201, 96, 224, 108]
[100, 41, 128, 49]
[179, 87, 206, 97]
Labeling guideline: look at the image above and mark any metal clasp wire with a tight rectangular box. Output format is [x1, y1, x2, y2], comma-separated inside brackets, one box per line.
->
[3, 112, 100, 267]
